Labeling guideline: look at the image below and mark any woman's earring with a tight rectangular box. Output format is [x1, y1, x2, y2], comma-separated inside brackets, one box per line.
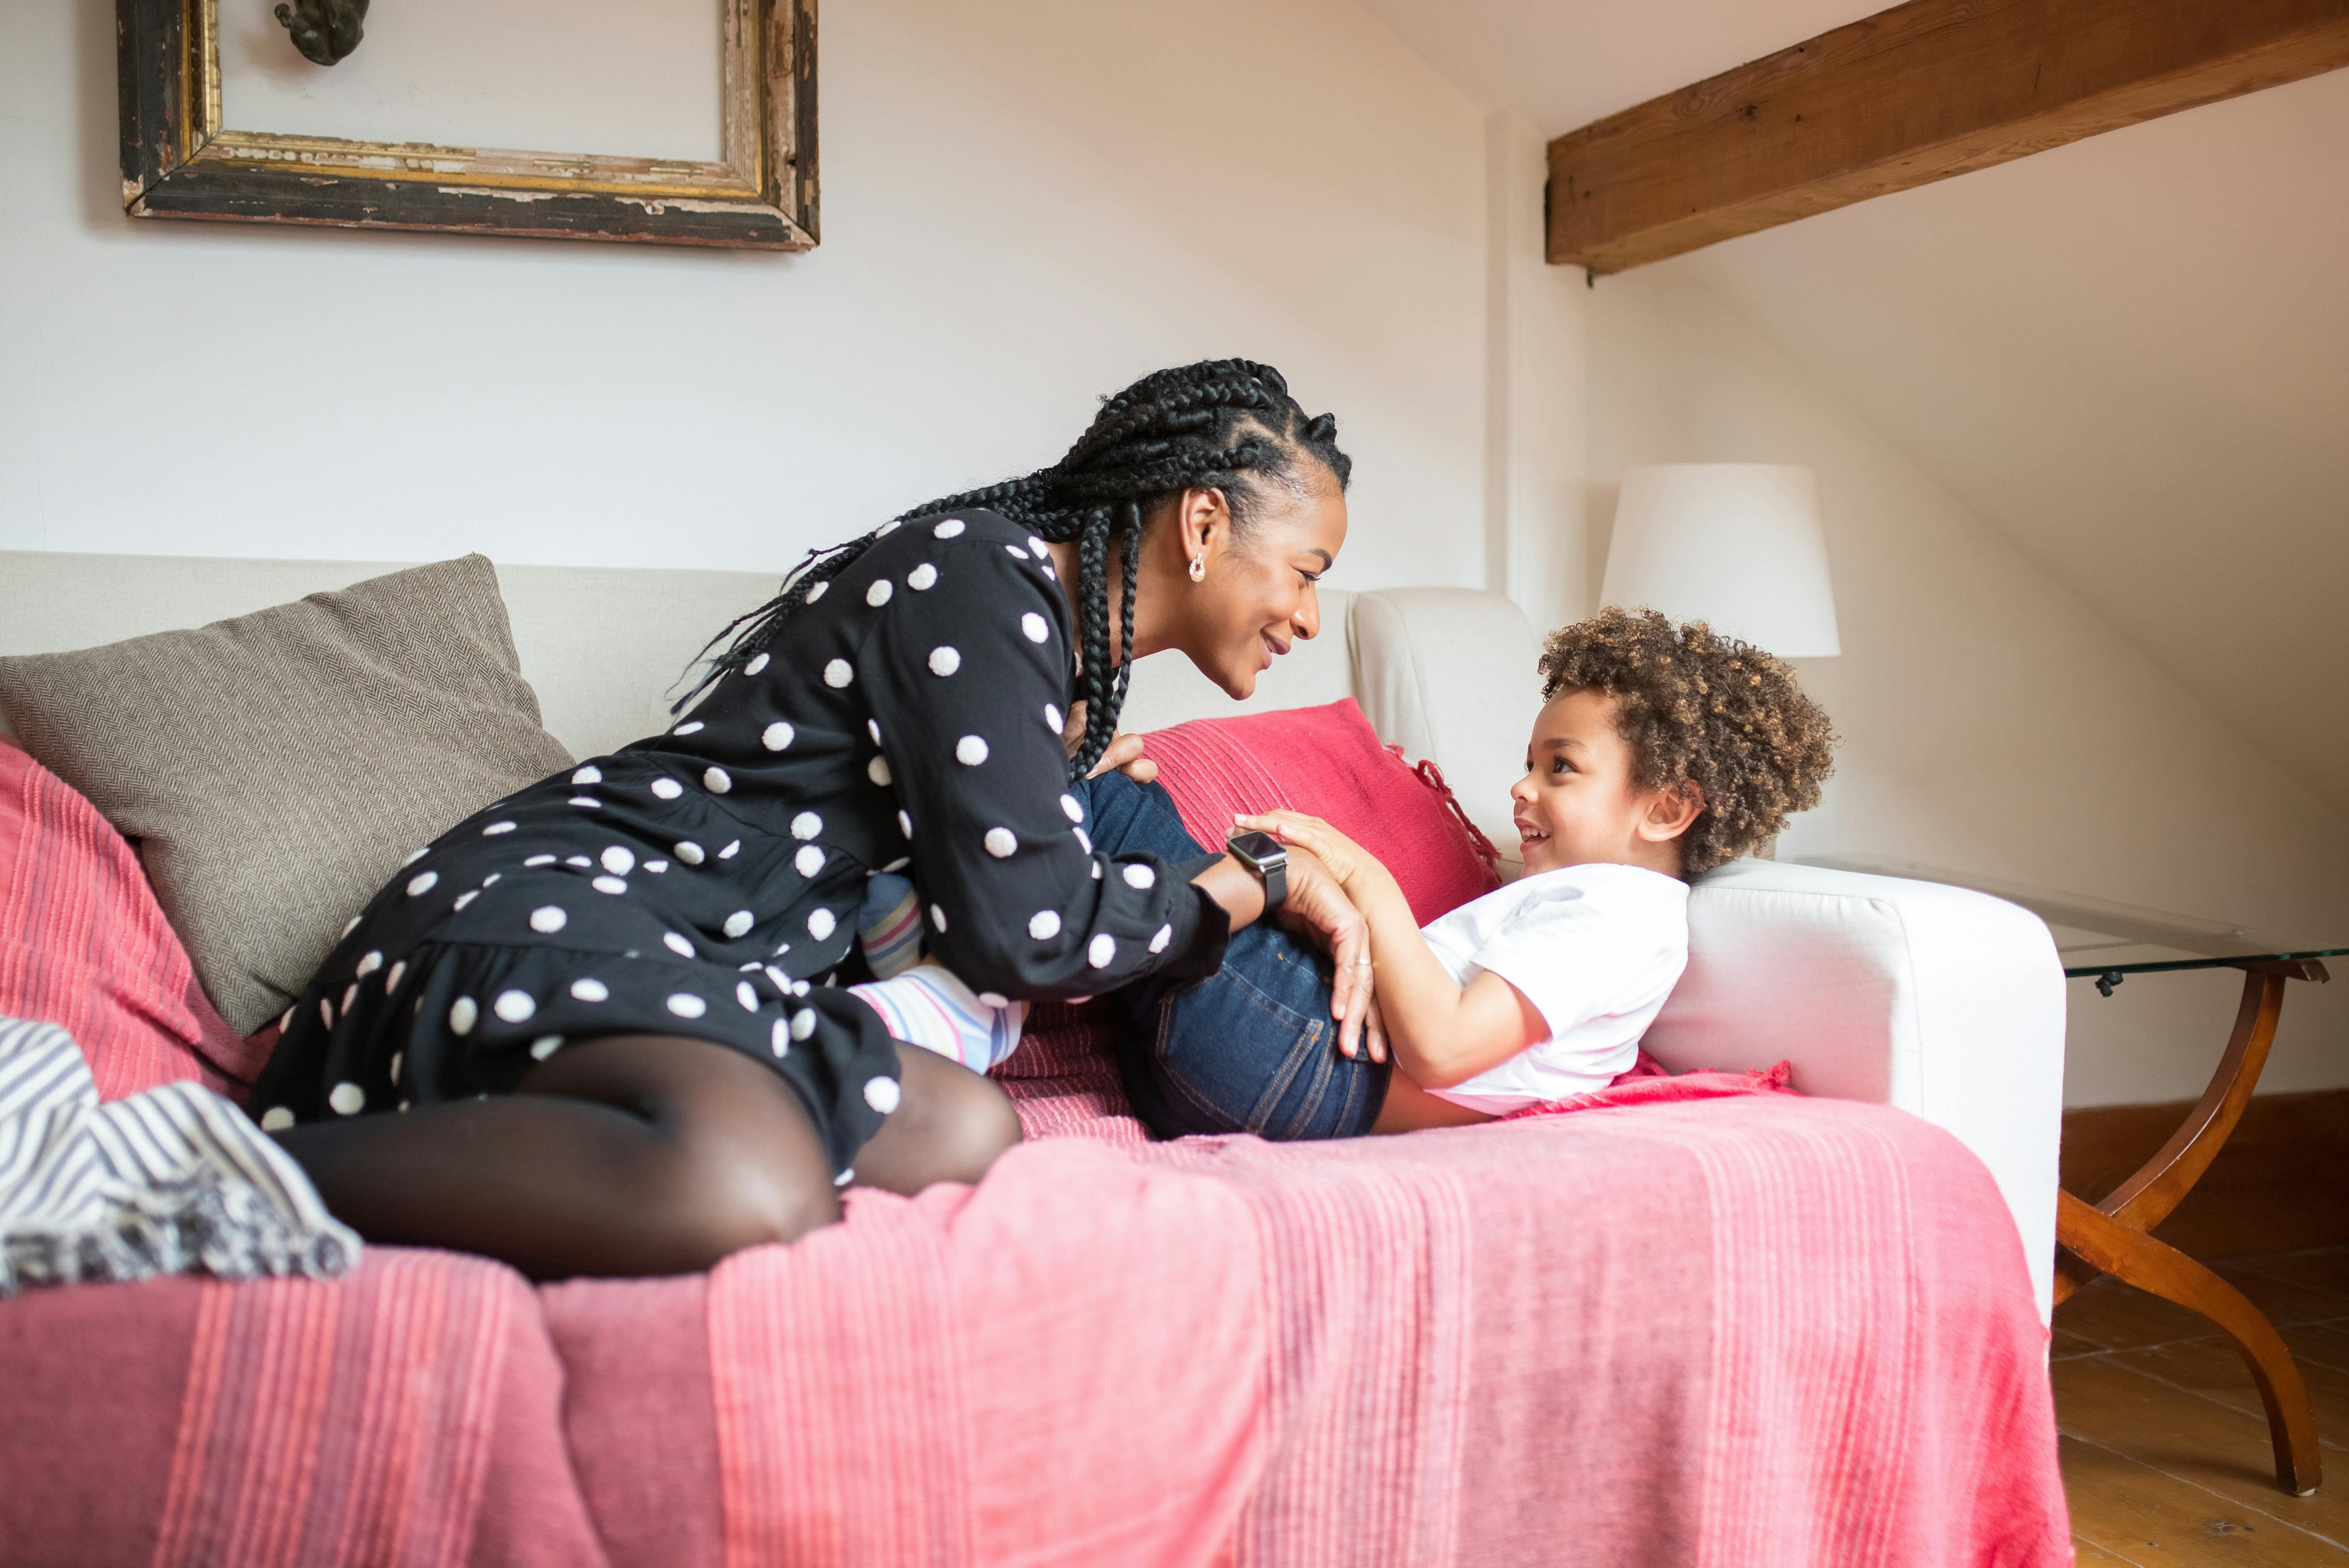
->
[1187, 555, 1206, 583]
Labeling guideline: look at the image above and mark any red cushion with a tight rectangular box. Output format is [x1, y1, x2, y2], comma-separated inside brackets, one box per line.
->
[1140, 698, 1500, 926]
[0, 737, 264, 1100]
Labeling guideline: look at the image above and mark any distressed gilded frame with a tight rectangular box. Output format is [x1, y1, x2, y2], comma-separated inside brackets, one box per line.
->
[116, 0, 818, 249]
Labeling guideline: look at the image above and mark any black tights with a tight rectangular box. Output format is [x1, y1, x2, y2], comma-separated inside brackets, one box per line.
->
[271, 1035, 1022, 1280]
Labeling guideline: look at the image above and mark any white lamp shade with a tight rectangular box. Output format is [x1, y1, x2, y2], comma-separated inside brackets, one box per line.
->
[1600, 464, 1840, 657]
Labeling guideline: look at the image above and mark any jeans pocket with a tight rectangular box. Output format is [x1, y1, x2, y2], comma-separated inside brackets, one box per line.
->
[1150, 959, 1339, 1139]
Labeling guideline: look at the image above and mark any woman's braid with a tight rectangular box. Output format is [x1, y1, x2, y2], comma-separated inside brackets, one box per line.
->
[679, 359, 1352, 779]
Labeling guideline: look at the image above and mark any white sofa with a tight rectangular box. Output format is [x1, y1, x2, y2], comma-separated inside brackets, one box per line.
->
[0, 551, 2067, 1318]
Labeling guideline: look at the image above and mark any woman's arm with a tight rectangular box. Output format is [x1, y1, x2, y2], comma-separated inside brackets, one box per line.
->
[1238, 811, 1545, 1091]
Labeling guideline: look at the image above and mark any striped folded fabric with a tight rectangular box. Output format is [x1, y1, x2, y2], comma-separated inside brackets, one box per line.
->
[0, 1014, 359, 1295]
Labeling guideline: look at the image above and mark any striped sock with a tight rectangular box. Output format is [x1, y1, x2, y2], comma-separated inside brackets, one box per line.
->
[849, 962, 1027, 1073]
[857, 873, 926, 980]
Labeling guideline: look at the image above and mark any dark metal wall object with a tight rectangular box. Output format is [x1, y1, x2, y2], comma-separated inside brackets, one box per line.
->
[275, 0, 367, 65]
[116, 0, 818, 249]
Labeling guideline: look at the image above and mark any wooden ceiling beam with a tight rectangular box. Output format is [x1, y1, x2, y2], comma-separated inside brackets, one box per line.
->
[1547, 0, 2349, 273]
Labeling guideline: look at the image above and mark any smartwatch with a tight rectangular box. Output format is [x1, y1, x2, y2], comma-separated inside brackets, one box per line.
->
[1225, 830, 1289, 912]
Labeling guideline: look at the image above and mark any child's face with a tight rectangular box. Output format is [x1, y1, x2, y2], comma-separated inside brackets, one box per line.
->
[1509, 689, 1700, 877]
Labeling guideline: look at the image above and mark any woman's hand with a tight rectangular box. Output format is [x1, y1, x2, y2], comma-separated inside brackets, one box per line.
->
[1275, 846, 1383, 1063]
[1063, 701, 1159, 784]
[1235, 811, 1387, 900]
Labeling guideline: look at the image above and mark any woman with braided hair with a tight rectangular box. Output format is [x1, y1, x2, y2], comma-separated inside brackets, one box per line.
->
[250, 358, 1373, 1278]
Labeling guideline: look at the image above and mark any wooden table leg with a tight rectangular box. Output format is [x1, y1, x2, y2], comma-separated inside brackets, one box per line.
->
[2053, 961, 2330, 1495]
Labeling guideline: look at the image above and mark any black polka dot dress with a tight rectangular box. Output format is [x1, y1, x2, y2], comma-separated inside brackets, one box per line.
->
[251, 511, 1235, 1176]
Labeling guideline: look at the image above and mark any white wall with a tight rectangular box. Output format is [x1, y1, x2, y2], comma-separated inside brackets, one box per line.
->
[1588, 267, 2349, 1107]
[0, 0, 1488, 595]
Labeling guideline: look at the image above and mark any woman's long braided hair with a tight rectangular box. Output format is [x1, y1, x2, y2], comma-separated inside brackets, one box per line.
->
[678, 359, 1352, 779]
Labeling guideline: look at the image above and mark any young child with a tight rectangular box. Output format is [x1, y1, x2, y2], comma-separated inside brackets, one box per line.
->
[1240, 607, 1836, 1133]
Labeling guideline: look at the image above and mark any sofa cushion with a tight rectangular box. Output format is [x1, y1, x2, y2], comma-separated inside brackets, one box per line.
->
[1139, 697, 1500, 925]
[0, 737, 256, 1098]
[0, 556, 573, 1037]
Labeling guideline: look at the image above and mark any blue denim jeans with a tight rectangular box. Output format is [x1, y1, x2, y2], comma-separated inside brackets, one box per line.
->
[1079, 773, 1389, 1141]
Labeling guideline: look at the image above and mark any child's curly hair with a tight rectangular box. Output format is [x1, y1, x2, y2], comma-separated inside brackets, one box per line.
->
[1538, 607, 1837, 875]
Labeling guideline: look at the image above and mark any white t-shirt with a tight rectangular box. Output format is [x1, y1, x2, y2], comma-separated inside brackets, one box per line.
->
[1418, 861, 1690, 1113]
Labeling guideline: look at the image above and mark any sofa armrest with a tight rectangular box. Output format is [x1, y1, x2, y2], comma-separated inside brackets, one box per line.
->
[1643, 859, 2068, 1322]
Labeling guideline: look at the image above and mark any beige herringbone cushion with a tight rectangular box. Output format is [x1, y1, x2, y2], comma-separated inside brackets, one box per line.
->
[0, 555, 572, 1036]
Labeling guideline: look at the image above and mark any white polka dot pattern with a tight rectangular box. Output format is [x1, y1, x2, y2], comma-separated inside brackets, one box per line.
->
[824, 659, 853, 688]
[1020, 613, 1049, 643]
[723, 910, 755, 938]
[674, 841, 705, 865]
[806, 908, 837, 941]
[1029, 910, 1062, 940]
[955, 735, 988, 766]
[664, 932, 695, 957]
[763, 722, 794, 751]
[770, 1019, 791, 1055]
[1026, 535, 1048, 556]
[407, 871, 439, 896]
[804, 581, 828, 603]
[1088, 933, 1115, 969]
[737, 981, 760, 1011]
[1150, 924, 1173, 953]
[867, 719, 883, 744]
[795, 845, 824, 877]
[260, 1106, 295, 1131]
[573, 766, 603, 786]
[482, 821, 515, 836]
[531, 1035, 564, 1060]
[317, 993, 334, 1028]
[720, 840, 741, 859]
[864, 1076, 902, 1114]
[1060, 794, 1084, 823]
[930, 904, 947, 932]
[651, 778, 684, 800]
[566, 857, 593, 869]
[791, 1008, 819, 1040]
[601, 846, 634, 876]
[984, 828, 1017, 858]
[386, 961, 406, 992]
[934, 518, 965, 538]
[404, 847, 429, 866]
[355, 950, 382, 977]
[876, 520, 900, 536]
[342, 916, 363, 938]
[571, 978, 609, 1002]
[791, 812, 822, 840]
[329, 1082, 366, 1115]
[704, 767, 732, 794]
[866, 579, 893, 606]
[1073, 828, 1092, 854]
[526, 854, 557, 867]
[867, 755, 892, 786]
[592, 876, 628, 895]
[450, 997, 478, 1035]
[569, 796, 601, 809]
[675, 721, 705, 735]
[897, 810, 914, 838]
[342, 982, 358, 1013]
[494, 990, 536, 1023]
[645, 860, 669, 874]
[1006, 545, 1029, 560]
[745, 652, 771, 675]
[667, 993, 707, 1019]
[928, 646, 961, 677]
[1045, 703, 1064, 734]
[390, 1052, 402, 1083]
[1123, 864, 1156, 889]
[452, 890, 480, 911]
[908, 563, 937, 590]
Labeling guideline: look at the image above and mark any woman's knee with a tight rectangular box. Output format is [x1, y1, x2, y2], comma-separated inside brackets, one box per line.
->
[851, 1048, 1023, 1194]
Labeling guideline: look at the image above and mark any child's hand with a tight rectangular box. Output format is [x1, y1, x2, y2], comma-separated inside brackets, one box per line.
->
[1235, 811, 1381, 896]
[1274, 846, 1379, 1061]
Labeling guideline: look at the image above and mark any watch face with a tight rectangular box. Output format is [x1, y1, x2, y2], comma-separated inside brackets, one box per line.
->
[1228, 830, 1288, 868]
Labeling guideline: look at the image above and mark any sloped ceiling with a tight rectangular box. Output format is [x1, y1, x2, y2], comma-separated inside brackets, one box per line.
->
[1358, 1, 2349, 819]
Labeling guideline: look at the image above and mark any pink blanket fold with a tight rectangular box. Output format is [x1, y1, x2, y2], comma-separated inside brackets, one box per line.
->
[689, 1091, 2064, 1568]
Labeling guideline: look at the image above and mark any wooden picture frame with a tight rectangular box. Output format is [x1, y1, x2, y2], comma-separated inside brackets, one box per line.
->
[116, 0, 818, 249]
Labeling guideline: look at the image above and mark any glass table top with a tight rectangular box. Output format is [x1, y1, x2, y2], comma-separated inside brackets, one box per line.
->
[1788, 856, 2343, 980]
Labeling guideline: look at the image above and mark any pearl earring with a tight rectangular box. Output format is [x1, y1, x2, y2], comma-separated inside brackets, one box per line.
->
[1187, 555, 1206, 582]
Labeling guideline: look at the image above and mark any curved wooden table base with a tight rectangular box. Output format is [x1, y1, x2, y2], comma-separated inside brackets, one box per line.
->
[2053, 961, 2329, 1496]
